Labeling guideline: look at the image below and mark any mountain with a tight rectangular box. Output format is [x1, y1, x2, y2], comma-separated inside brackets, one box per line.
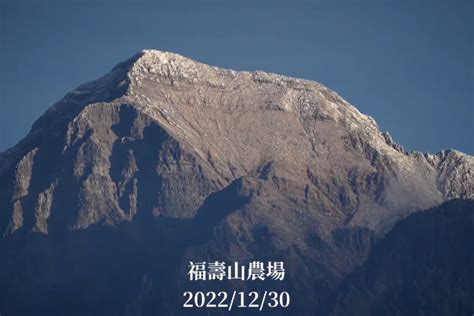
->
[0, 50, 472, 315]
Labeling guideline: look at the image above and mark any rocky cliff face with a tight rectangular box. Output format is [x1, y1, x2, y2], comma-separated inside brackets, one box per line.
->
[0, 50, 472, 315]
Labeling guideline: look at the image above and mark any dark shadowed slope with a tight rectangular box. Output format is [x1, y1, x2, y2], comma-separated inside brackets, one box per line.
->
[331, 199, 474, 316]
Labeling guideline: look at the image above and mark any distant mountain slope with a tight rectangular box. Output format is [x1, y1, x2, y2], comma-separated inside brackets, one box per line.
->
[331, 199, 474, 316]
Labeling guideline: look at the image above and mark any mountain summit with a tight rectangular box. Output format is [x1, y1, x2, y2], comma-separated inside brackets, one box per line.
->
[0, 50, 472, 315]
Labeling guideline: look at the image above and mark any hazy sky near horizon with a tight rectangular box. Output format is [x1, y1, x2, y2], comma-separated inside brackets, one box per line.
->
[1, 0, 473, 154]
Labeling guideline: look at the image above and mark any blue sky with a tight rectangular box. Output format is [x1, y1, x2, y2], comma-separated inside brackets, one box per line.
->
[1, 0, 472, 154]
